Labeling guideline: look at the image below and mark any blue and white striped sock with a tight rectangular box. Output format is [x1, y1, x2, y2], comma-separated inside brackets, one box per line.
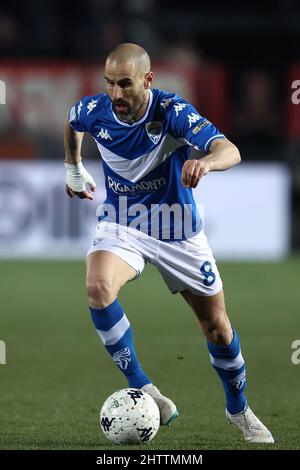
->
[207, 329, 247, 414]
[89, 299, 151, 389]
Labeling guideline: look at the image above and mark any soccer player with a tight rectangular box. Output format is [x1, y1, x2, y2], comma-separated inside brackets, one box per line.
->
[64, 43, 274, 443]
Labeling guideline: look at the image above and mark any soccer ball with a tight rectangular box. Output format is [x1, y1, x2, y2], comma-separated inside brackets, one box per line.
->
[99, 388, 160, 445]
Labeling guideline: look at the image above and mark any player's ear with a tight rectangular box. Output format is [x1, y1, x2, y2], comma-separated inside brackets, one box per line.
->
[144, 71, 154, 89]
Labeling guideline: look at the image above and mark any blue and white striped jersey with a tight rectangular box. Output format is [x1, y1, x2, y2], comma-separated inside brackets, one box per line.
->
[68, 88, 225, 240]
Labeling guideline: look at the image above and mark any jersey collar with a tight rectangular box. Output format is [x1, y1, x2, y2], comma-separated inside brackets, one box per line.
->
[111, 89, 153, 127]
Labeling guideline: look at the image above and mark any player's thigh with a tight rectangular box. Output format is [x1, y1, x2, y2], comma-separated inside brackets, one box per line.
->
[157, 230, 223, 296]
[86, 250, 137, 293]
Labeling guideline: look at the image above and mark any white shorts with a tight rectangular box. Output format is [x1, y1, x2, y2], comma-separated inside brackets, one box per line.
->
[87, 222, 223, 296]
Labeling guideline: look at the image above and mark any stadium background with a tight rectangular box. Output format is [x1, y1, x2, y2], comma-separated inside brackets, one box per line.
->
[0, 0, 299, 450]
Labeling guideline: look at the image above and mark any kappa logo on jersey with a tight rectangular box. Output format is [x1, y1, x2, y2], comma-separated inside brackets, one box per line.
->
[145, 121, 163, 144]
[112, 347, 131, 370]
[187, 112, 200, 128]
[87, 98, 97, 115]
[174, 103, 187, 116]
[97, 128, 112, 140]
[192, 119, 210, 134]
[160, 97, 173, 110]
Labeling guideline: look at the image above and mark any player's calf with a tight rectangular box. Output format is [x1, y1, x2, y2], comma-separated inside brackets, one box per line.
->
[89, 298, 152, 389]
[207, 328, 247, 415]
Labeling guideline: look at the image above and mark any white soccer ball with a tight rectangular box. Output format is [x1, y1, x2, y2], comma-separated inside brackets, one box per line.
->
[100, 388, 160, 445]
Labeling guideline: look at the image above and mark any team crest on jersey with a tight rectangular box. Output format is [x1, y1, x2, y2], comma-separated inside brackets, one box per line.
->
[145, 121, 163, 144]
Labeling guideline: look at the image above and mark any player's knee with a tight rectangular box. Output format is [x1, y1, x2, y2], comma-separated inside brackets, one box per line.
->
[202, 316, 231, 345]
[86, 278, 117, 308]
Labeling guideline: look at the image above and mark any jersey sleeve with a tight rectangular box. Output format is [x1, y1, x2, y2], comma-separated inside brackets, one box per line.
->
[167, 98, 225, 152]
[67, 94, 103, 132]
[67, 98, 87, 132]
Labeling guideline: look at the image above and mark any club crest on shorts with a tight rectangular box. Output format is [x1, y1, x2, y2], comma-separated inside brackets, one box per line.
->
[145, 121, 163, 144]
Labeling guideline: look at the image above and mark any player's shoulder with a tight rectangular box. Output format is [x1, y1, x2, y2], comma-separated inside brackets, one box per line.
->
[77, 93, 109, 117]
[152, 88, 188, 111]
[68, 92, 111, 132]
[151, 88, 194, 122]
[151, 88, 198, 132]
[68, 93, 110, 131]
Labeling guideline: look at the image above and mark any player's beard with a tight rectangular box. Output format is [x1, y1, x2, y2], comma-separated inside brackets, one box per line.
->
[112, 94, 145, 123]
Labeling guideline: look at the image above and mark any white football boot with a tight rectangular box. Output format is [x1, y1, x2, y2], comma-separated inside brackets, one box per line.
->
[141, 384, 179, 426]
[226, 405, 274, 443]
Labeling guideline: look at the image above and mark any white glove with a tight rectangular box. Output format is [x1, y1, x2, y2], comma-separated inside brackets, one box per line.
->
[65, 161, 96, 193]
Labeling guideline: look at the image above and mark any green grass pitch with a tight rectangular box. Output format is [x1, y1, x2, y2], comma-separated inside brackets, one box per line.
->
[0, 258, 299, 450]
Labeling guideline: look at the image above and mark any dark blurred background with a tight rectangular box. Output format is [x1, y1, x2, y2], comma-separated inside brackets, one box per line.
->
[0, 0, 299, 252]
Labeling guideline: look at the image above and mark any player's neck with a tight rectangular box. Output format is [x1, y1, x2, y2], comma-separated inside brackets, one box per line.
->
[132, 89, 150, 123]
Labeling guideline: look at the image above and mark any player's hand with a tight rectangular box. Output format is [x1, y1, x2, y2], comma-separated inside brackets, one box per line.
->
[181, 159, 210, 188]
[65, 184, 96, 200]
[65, 161, 96, 200]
